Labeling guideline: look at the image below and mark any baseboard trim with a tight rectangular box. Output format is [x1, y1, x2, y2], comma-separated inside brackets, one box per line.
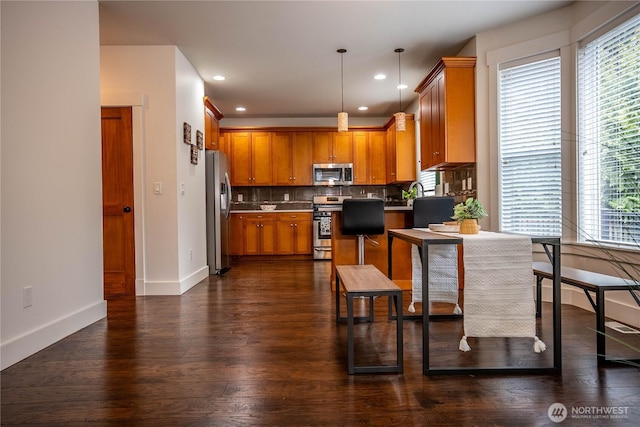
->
[1, 300, 107, 370]
[141, 266, 209, 295]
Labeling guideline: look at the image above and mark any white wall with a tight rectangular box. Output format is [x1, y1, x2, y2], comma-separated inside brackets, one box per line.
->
[0, 0, 106, 369]
[473, 1, 640, 327]
[100, 46, 208, 295]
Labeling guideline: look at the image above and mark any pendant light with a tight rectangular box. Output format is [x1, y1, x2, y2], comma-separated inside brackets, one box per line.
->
[394, 48, 406, 132]
[337, 48, 348, 132]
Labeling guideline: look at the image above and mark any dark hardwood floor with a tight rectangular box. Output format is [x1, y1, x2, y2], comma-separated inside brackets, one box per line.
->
[2, 259, 640, 426]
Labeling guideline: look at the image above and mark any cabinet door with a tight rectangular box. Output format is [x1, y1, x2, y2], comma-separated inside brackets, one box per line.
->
[229, 214, 244, 255]
[260, 219, 277, 254]
[386, 124, 397, 182]
[368, 131, 387, 184]
[433, 73, 446, 166]
[332, 132, 353, 163]
[292, 132, 313, 185]
[276, 219, 295, 254]
[294, 218, 312, 254]
[394, 119, 416, 182]
[244, 218, 261, 255]
[312, 132, 332, 163]
[272, 132, 293, 185]
[204, 107, 218, 150]
[352, 131, 368, 184]
[251, 132, 273, 185]
[230, 132, 252, 186]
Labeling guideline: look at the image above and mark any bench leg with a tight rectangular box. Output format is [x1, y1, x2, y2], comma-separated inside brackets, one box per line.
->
[347, 294, 355, 374]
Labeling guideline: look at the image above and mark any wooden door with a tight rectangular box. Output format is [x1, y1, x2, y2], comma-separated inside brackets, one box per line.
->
[294, 216, 312, 254]
[230, 132, 252, 185]
[352, 131, 368, 184]
[272, 132, 293, 185]
[260, 218, 277, 254]
[332, 132, 353, 163]
[386, 124, 397, 182]
[312, 132, 332, 163]
[251, 132, 272, 185]
[229, 214, 244, 255]
[369, 131, 387, 184]
[243, 218, 261, 255]
[292, 132, 313, 185]
[204, 106, 217, 150]
[433, 73, 445, 166]
[276, 219, 295, 255]
[101, 107, 135, 299]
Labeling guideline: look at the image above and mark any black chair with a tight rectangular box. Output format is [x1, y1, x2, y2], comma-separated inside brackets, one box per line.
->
[412, 196, 456, 228]
[341, 199, 385, 265]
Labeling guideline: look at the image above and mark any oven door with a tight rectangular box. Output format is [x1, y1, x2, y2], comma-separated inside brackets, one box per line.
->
[313, 213, 332, 259]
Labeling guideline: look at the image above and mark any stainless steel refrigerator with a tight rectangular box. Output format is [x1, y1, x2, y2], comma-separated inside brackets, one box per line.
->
[205, 150, 232, 274]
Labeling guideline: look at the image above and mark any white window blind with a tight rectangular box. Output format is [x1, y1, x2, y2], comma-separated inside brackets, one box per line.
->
[498, 56, 562, 236]
[419, 169, 436, 196]
[578, 12, 640, 247]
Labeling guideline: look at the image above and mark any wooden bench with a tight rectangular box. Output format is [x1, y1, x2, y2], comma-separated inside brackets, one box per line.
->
[533, 261, 640, 366]
[335, 265, 403, 374]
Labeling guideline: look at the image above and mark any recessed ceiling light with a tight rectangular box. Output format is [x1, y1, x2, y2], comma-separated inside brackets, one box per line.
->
[235, 107, 246, 112]
[213, 75, 226, 81]
[358, 106, 368, 111]
[397, 84, 408, 90]
[374, 74, 386, 80]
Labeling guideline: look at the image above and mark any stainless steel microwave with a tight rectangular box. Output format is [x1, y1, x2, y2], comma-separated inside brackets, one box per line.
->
[312, 163, 353, 186]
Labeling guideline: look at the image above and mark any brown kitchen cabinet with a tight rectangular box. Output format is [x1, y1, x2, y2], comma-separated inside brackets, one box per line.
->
[415, 57, 476, 170]
[204, 97, 223, 151]
[276, 212, 312, 254]
[386, 115, 416, 183]
[353, 131, 387, 184]
[272, 132, 313, 185]
[243, 213, 276, 255]
[312, 131, 353, 163]
[229, 213, 245, 255]
[230, 131, 273, 186]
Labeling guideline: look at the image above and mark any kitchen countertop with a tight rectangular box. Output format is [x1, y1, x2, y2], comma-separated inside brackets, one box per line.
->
[317, 205, 412, 212]
[231, 209, 314, 214]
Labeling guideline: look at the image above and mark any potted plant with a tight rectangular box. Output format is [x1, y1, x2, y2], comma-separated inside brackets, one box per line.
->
[452, 197, 488, 234]
[402, 186, 418, 207]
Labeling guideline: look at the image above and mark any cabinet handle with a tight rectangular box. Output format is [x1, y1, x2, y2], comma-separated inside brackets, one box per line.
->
[290, 223, 294, 227]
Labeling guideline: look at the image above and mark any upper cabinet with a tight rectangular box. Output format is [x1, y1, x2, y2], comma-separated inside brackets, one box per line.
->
[272, 132, 313, 186]
[353, 131, 387, 185]
[386, 115, 416, 183]
[229, 131, 273, 186]
[203, 96, 224, 151]
[415, 57, 476, 170]
[312, 132, 353, 163]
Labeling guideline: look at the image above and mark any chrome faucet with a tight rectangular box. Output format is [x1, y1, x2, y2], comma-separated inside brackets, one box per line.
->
[408, 181, 425, 198]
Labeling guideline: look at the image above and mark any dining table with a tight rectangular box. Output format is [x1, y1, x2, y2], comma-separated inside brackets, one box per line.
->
[387, 228, 562, 376]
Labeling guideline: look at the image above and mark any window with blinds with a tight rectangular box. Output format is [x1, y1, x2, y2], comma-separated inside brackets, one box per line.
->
[578, 12, 640, 247]
[498, 56, 562, 236]
[419, 169, 436, 196]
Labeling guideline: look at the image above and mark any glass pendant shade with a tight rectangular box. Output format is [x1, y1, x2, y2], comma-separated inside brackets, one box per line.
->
[338, 111, 348, 132]
[394, 112, 406, 132]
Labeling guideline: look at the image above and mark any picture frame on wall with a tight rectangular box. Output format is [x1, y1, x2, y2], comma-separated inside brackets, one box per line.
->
[196, 130, 204, 150]
[183, 122, 192, 144]
[190, 144, 198, 165]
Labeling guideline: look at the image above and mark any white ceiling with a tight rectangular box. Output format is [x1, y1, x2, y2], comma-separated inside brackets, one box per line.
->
[99, 0, 574, 119]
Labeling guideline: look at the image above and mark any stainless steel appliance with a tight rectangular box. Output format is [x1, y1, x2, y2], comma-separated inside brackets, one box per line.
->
[205, 150, 232, 274]
[312, 195, 352, 260]
[312, 163, 353, 186]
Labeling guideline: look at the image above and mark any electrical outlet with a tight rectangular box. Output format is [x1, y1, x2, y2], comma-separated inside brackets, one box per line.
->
[23, 286, 33, 308]
[189, 249, 193, 261]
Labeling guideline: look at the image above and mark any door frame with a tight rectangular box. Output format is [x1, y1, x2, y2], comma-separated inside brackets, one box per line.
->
[101, 93, 146, 295]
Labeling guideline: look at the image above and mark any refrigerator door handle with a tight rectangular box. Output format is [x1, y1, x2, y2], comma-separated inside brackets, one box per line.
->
[224, 172, 232, 219]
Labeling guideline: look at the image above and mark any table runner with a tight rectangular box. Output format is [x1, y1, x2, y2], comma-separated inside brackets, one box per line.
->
[452, 231, 546, 353]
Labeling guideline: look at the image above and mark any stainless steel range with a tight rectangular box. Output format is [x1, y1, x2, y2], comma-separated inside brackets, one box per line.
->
[312, 195, 352, 260]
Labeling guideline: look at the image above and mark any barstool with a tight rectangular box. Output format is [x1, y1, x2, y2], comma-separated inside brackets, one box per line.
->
[412, 196, 456, 228]
[341, 198, 385, 265]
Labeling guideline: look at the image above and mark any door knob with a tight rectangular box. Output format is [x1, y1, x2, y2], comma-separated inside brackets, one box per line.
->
[123, 206, 132, 213]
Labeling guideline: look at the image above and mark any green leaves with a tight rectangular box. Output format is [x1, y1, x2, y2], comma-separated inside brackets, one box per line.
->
[452, 197, 488, 221]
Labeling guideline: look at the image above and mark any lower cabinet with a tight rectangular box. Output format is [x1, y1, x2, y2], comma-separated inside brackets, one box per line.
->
[276, 213, 312, 254]
[243, 213, 276, 255]
[230, 212, 312, 256]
